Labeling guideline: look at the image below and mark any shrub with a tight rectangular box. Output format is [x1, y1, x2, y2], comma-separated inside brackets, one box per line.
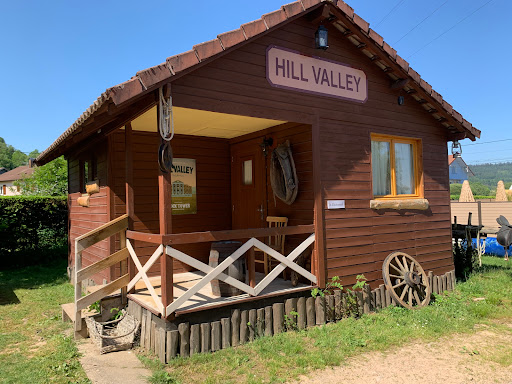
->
[449, 183, 462, 196]
[0, 196, 67, 268]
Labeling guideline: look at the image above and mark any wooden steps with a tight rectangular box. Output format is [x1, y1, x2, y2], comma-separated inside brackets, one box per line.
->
[61, 303, 89, 338]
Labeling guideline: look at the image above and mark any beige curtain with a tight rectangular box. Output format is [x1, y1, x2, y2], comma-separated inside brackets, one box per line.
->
[395, 143, 414, 195]
[371, 141, 391, 196]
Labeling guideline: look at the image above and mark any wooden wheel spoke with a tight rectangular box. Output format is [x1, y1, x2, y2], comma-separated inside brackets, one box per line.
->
[399, 287, 408, 301]
[394, 258, 405, 271]
[402, 256, 409, 272]
[383, 252, 431, 309]
[413, 290, 421, 305]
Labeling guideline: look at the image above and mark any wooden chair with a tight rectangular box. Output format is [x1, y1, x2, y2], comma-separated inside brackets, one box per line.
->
[254, 216, 288, 275]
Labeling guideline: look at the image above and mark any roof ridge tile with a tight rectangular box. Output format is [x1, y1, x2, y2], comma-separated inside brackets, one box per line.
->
[282, 1, 305, 18]
[166, 49, 200, 74]
[262, 9, 288, 29]
[241, 19, 268, 39]
[193, 39, 224, 61]
[217, 28, 247, 49]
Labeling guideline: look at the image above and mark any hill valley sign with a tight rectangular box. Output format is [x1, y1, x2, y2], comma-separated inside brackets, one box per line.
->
[266, 46, 368, 103]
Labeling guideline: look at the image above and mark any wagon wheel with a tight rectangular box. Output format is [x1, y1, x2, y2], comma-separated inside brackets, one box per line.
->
[382, 252, 431, 309]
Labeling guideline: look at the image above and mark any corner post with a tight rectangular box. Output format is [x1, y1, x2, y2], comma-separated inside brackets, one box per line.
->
[125, 123, 135, 297]
[158, 87, 173, 316]
[312, 114, 327, 288]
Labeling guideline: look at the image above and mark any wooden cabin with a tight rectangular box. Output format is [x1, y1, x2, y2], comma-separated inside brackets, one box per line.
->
[37, 0, 480, 332]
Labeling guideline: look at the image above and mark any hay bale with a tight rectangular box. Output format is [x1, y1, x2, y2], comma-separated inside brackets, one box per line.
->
[459, 180, 475, 202]
[496, 180, 508, 201]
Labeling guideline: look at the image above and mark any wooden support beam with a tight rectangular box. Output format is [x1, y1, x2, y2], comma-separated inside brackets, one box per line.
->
[125, 123, 135, 297]
[312, 116, 326, 288]
[391, 78, 409, 89]
[159, 112, 174, 318]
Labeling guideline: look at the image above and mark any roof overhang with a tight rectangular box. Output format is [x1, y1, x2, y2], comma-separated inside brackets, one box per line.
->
[37, 0, 480, 165]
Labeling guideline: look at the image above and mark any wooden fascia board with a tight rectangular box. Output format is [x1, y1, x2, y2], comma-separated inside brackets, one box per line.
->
[326, 4, 475, 141]
[45, 93, 157, 163]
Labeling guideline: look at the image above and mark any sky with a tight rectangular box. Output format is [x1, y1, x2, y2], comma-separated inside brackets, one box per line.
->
[0, 0, 510, 165]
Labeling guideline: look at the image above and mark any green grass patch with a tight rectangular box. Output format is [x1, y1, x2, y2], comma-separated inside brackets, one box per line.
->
[140, 256, 512, 384]
[0, 260, 90, 384]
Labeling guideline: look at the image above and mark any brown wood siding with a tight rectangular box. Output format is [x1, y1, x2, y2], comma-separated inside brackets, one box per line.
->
[169, 15, 453, 287]
[68, 141, 109, 285]
[264, 123, 314, 259]
[110, 131, 232, 277]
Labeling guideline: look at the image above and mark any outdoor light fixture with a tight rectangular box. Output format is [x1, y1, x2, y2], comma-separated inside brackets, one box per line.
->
[315, 25, 329, 50]
[397, 96, 405, 105]
[451, 140, 462, 158]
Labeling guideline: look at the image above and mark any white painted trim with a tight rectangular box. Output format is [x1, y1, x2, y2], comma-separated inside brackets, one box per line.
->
[165, 234, 316, 315]
[127, 241, 165, 315]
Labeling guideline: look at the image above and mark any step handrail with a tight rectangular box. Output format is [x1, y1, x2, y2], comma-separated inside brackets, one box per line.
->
[74, 214, 129, 333]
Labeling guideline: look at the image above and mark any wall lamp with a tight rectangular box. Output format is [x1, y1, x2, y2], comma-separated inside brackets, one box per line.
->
[315, 25, 329, 50]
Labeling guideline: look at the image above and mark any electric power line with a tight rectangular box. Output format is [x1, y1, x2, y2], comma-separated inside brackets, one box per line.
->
[407, 0, 495, 59]
[468, 157, 512, 164]
[393, 0, 450, 45]
[375, 0, 407, 28]
[465, 138, 512, 146]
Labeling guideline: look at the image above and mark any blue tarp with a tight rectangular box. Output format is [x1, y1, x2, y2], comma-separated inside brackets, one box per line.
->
[471, 237, 509, 257]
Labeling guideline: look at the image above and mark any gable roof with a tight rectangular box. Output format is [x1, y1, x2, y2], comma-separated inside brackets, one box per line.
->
[37, 0, 480, 165]
[448, 155, 474, 177]
[0, 165, 34, 182]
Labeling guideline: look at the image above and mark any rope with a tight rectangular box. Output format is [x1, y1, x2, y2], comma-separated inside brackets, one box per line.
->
[159, 86, 174, 141]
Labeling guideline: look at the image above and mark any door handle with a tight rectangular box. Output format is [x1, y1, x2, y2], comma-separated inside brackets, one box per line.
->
[257, 205, 264, 221]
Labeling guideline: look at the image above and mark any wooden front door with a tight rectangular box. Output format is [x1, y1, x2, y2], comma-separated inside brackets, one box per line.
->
[231, 137, 267, 230]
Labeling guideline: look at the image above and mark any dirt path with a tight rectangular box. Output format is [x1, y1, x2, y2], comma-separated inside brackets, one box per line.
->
[296, 323, 512, 384]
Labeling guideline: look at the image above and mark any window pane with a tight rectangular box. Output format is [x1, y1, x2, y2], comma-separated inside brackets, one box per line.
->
[371, 141, 391, 196]
[243, 159, 253, 185]
[395, 142, 415, 195]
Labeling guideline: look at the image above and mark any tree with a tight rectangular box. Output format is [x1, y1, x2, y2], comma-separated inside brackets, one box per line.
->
[470, 181, 490, 196]
[450, 183, 462, 196]
[0, 137, 30, 169]
[15, 156, 68, 196]
[28, 149, 40, 159]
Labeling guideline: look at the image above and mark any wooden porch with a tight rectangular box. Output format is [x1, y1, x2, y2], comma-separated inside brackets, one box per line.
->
[128, 271, 312, 316]
[72, 214, 318, 333]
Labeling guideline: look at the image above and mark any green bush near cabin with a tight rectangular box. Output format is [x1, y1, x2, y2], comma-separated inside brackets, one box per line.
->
[0, 196, 67, 269]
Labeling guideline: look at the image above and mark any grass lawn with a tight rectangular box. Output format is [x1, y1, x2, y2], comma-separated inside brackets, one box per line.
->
[139, 256, 512, 384]
[0, 260, 90, 384]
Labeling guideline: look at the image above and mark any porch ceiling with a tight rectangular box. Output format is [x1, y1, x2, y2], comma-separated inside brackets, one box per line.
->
[131, 106, 285, 139]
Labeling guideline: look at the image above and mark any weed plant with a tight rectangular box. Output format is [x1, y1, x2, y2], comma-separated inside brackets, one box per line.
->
[140, 256, 512, 384]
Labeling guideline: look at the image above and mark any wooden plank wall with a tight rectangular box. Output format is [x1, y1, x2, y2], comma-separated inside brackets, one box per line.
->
[170, 15, 454, 288]
[110, 131, 232, 277]
[264, 123, 314, 261]
[68, 141, 109, 284]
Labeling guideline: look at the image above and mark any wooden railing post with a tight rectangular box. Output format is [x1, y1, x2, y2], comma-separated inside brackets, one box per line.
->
[74, 243, 82, 333]
[248, 247, 255, 288]
[120, 230, 127, 304]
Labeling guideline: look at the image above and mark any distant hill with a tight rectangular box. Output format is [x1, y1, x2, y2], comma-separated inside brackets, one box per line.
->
[468, 162, 512, 190]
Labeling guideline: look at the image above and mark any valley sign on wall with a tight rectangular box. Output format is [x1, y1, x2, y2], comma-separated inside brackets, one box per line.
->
[266, 46, 368, 103]
[171, 158, 197, 215]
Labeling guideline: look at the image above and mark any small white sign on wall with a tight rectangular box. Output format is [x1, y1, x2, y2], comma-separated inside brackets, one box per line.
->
[327, 200, 345, 209]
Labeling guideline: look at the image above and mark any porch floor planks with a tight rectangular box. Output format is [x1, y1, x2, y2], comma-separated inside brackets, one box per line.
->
[128, 271, 311, 315]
